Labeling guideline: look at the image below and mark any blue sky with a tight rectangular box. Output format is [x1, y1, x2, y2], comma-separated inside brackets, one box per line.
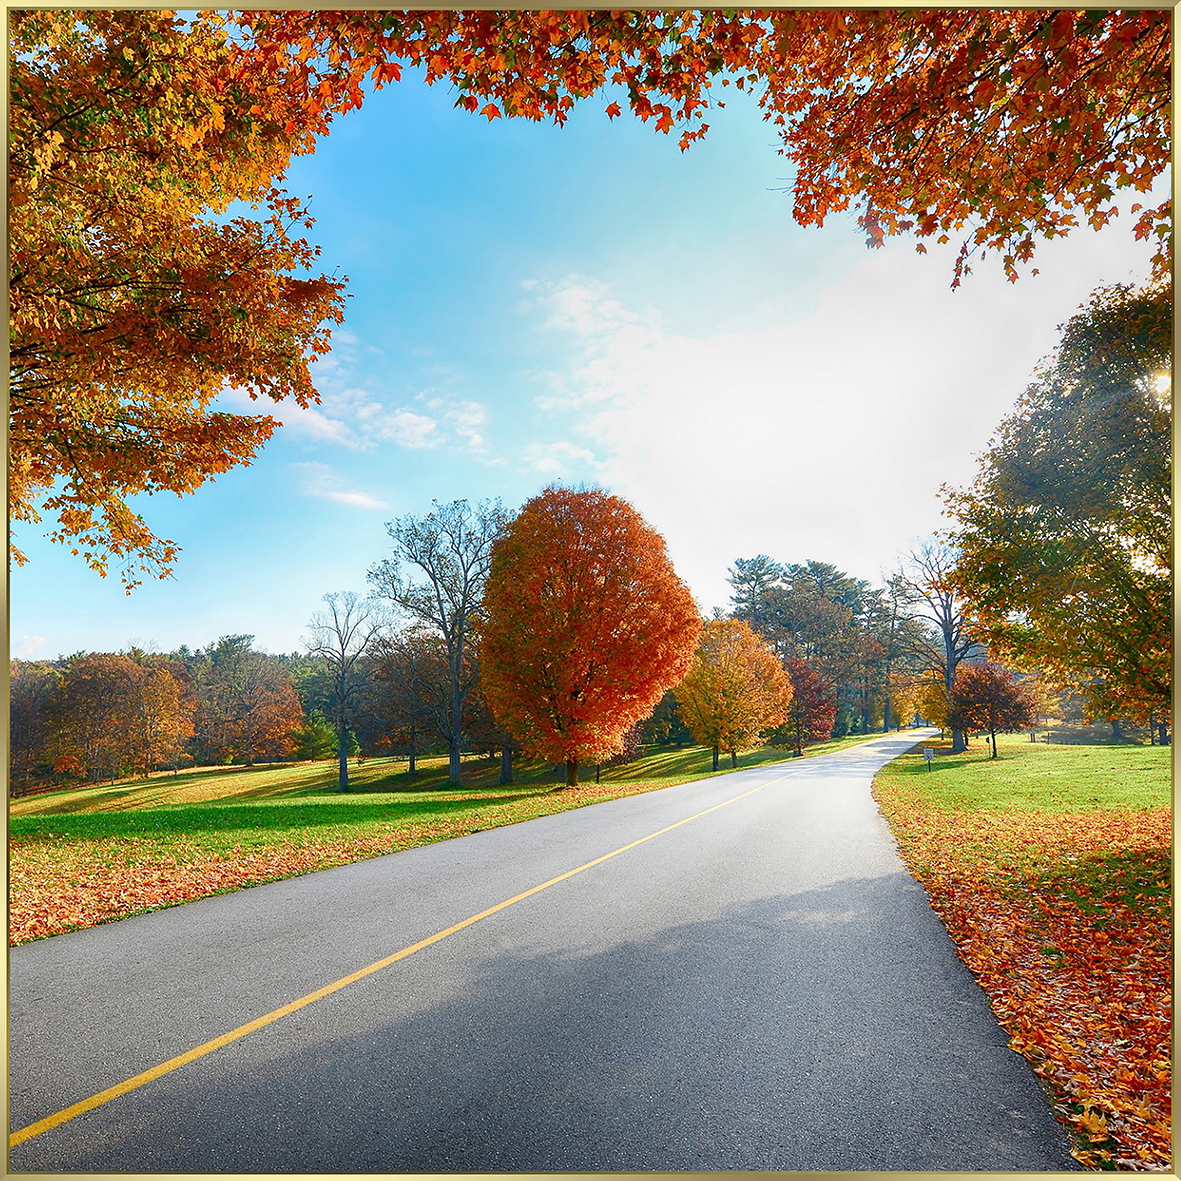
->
[10, 67, 1160, 661]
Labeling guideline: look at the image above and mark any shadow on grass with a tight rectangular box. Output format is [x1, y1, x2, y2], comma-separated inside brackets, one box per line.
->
[8, 788, 561, 843]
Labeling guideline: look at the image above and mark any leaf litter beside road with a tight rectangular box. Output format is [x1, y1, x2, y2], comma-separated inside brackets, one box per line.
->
[873, 744, 1171, 1171]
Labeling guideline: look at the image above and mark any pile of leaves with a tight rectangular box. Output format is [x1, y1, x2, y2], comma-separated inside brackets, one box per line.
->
[874, 774, 1171, 1170]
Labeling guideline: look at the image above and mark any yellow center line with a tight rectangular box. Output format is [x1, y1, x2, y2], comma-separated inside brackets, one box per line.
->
[10, 765, 804, 1149]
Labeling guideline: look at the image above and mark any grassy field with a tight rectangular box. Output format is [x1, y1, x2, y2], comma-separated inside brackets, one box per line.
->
[873, 733, 1171, 1171]
[9, 734, 875, 945]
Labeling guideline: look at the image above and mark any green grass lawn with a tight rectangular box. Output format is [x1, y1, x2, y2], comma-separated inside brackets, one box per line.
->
[884, 731, 1171, 811]
[9, 733, 884, 944]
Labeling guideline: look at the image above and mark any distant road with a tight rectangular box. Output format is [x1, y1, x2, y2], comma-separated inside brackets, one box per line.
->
[10, 731, 1076, 1171]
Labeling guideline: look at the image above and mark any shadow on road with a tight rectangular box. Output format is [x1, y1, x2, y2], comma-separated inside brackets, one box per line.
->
[15, 868, 1078, 1173]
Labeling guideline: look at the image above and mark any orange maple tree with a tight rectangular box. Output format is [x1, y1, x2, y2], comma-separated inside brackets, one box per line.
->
[674, 618, 792, 771]
[9, 10, 345, 587]
[236, 8, 1170, 285]
[478, 486, 700, 785]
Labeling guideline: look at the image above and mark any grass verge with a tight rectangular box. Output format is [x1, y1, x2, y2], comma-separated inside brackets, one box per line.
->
[9, 734, 874, 945]
[872, 733, 1171, 1171]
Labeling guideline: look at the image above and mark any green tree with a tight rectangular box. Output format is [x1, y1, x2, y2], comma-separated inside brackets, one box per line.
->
[947, 283, 1171, 728]
[291, 713, 338, 761]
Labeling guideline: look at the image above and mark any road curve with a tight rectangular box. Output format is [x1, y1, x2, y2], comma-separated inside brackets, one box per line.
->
[9, 731, 1077, 1171]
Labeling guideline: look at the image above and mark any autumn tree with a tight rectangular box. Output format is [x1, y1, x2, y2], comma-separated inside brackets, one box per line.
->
[946, 283, 1171, 728]
[122, 651, 194, 775]
[239, 9, 1168, 286]
[362, 626, 455, 775]
[674, 618, 792, 772]
[773, 656, 838, 758]
[304, 591, 386, 792]
[191, 636, 303, 765]
[369, 498, 510, 786]
[9, 11, 346, 586]
[15, 10, 1166, 585]
[479, 486, 700, 786]
[9, 661, 63, 793]
[948, 663, 1040, 759]
[897, 543, 984, 754]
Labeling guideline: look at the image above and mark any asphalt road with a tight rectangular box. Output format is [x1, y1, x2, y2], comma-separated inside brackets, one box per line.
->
[9, 731, 1078, 1171]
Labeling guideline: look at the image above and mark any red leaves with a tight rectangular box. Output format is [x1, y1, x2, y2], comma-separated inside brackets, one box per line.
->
[479, 487, 701, 775]
[874, 777, 1172, 1170]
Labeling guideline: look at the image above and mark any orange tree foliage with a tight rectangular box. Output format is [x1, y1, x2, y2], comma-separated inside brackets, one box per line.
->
[946, 283, 1171, 722]
[9, 10, 345, 587]
[948, 663, 1040, 758]
[478, 487, 700, 785]
[44, 653, 193, 781]
[191, 637, 303, 765]
[874, 776, 1171, 1170]
[674, 618, 792, 771]
[12, 10, 1167, 584]
[236, 8, 1170, 285]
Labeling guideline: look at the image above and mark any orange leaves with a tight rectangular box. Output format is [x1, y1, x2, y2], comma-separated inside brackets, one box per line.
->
[675, 619, 792, 759]
[479, 487, 701, 777]
[874, 778, 1172, 1170]
[9, 10, 346, 586]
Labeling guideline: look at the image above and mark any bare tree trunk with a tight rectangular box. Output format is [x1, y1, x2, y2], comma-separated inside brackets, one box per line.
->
[729, 749, 737, 768]
[711, 744, 719, 772]
[565, 757, 578, 787]
[499, 742, 513, 784]
[448, 653, 463, 786]
[337, 721, 349, 792]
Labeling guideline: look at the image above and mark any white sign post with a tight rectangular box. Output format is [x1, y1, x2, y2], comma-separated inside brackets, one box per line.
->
[923, 748, 935, 770]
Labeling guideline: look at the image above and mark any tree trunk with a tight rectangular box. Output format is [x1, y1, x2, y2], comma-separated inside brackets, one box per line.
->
[448, 650, 464, 786]
[565, 758, 579, 787]
[711, 744, 719, 772]
[407, 731, 417, 777]
[989, 729, 998, 759]
[499, 742, 513, 785]
[729, 749, 737, 769]
[337, 722, 349, 792]
[951, 728, 967, 753]
[1158, 720, 1170, 745]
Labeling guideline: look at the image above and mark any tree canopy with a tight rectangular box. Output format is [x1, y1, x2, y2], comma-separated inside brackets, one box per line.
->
[946, 283, 1171, 722]
[240, 8, 1170, 285]
[478, 486, 700, 784]
[674, 617, 792, 770]
[9, 11, 346, 587]
[11, 9, 1168, 584]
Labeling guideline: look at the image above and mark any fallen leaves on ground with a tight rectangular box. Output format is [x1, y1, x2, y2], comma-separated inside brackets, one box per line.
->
[874, 777, 1171, 1171]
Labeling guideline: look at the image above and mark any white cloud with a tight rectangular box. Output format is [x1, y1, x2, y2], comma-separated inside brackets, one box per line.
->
[362, 405, 441, 449]
[292, 462, 388, 510]
[525, 222, 1157, 614]
[14, 635, 46, 659]
[522, 440, 601, 475]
